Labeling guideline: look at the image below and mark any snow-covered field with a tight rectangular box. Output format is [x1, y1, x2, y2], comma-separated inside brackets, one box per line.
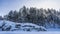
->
[0, 31, 60, 34]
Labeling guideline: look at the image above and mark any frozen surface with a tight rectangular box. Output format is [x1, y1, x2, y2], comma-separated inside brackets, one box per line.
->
[0, 31, 60, 34]
[47, 28, 60, 31]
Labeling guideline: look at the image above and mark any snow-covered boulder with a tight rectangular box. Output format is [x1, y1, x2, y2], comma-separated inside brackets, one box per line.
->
[0, 20, 16, 31]
[0, 20, 46, 31]
[12, 23, 46, 31]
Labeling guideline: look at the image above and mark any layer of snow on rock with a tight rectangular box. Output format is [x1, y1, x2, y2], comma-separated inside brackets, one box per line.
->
[0, 20, 16, 31]
[15, 23, 46, 31]
[0, 20, 46, 31]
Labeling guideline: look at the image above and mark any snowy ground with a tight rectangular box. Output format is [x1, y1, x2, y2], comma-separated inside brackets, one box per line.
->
[0, 20, 60, 34]
[0, 31, 60, 34]
[47, 28, 60, 31]
[0, 20, 60, 31]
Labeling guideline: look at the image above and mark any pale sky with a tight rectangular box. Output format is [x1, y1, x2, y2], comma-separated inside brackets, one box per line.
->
[0, 0, 60, 16]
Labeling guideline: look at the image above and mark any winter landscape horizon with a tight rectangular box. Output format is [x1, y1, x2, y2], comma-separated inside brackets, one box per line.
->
[0, 0, 60, 34]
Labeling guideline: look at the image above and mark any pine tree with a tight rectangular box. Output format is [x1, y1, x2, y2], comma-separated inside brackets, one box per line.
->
[7, 10, 14, 21]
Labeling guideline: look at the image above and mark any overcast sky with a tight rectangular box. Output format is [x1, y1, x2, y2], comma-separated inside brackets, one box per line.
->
[0, 0, 60, 16]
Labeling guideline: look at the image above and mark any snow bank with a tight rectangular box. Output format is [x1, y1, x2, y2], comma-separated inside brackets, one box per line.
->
[0, 20, 46, 31]
[0, 20, 60, 31]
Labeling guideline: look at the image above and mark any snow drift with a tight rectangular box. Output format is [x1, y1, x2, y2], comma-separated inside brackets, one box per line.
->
[0, 20, 46, 31]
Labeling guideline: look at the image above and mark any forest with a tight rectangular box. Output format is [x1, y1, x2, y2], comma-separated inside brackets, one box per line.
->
[0, 6, 60, 28]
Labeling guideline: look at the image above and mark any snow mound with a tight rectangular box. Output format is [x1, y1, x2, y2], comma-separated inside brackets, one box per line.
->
[0, 20, 16, 31]
[14, 23, 46, 31]
[0, 20, 46, 31]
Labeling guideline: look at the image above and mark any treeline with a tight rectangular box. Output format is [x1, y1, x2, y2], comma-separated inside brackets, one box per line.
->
[1, 6, 60, 26]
